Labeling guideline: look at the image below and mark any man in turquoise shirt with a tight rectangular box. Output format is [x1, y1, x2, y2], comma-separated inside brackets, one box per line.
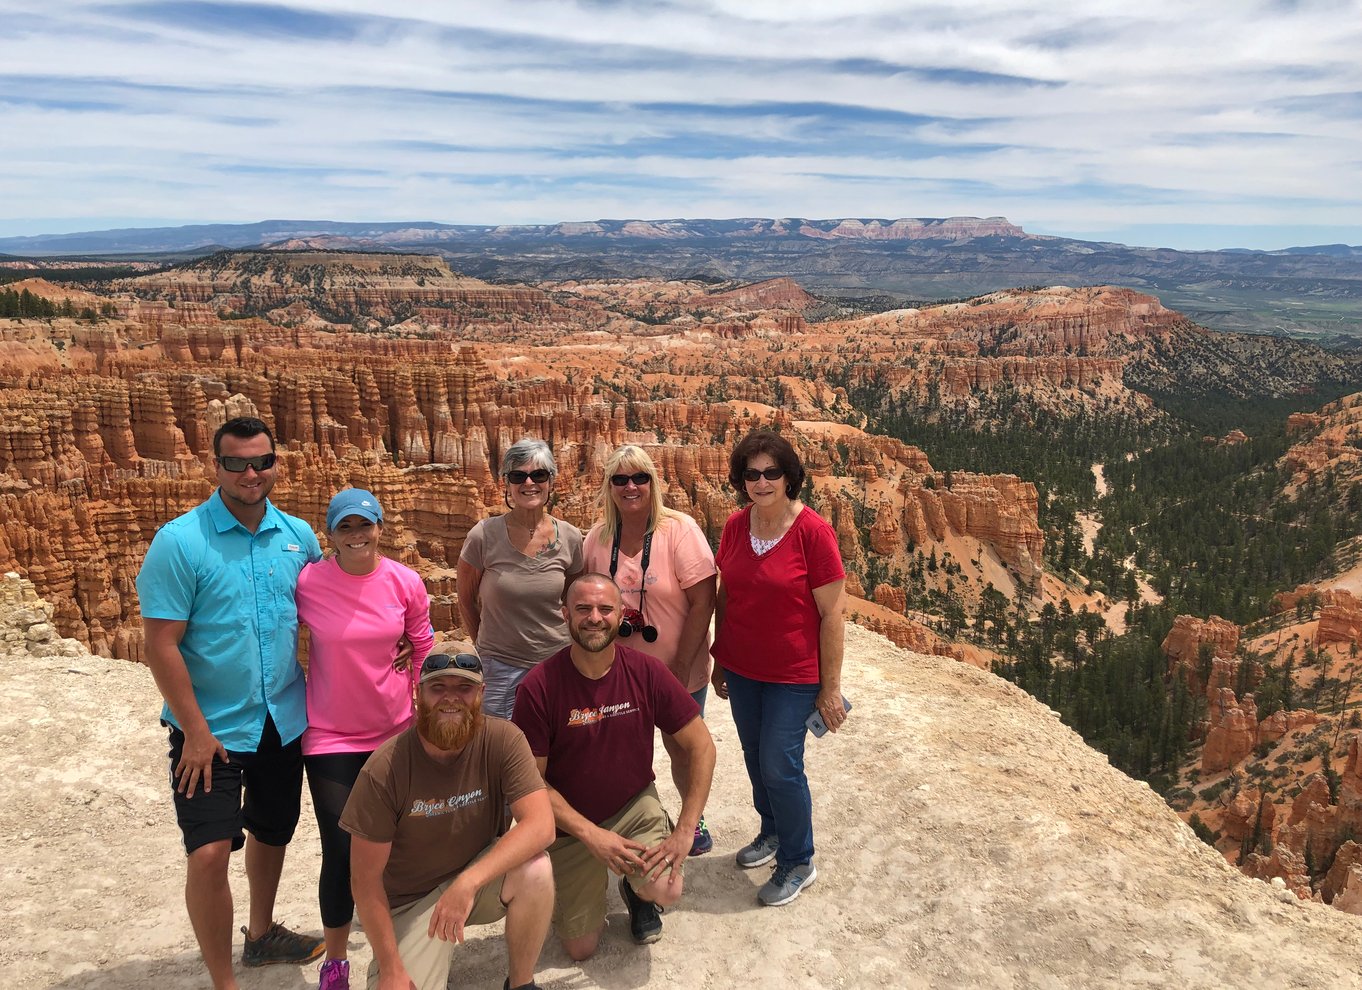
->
[138, 416, 324, 990]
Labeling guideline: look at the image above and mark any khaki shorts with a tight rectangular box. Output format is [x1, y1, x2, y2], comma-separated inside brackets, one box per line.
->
[548, 783, 677, 939]
[367, 845, 507, 990]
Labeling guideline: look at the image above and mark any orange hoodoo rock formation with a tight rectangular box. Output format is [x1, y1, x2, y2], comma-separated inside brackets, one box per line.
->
[1269, 585, 1362, 649]
[1162, 614, 1242, 694]
[1, 259, 1073, 662]
[1238, 734, 1362, 909]
[1281, 392, 1362, 481]
[1202, 689, 1259, 772]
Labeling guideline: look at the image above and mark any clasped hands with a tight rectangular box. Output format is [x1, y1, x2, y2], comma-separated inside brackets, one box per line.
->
[586, 825, 686, 885]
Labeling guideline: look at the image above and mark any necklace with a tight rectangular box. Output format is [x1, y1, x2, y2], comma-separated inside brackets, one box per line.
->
[506, 514, 559, 556]
[749, 504, 797, 556]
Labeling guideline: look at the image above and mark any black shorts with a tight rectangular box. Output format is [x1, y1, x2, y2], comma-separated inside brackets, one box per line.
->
[166, 714, 304, 855]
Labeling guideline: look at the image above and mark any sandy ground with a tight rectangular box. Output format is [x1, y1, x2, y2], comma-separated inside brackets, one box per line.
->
[1322, 559, 1362, 597]
[7, 625, 1362, 990]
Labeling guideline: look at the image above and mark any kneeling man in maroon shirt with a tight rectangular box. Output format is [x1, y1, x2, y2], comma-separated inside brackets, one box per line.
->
[512, 573, 716, 960]
[343, 651, 555, 990]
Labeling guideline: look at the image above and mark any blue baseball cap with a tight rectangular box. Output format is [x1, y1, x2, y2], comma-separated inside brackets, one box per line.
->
[326, 488, 383, 531]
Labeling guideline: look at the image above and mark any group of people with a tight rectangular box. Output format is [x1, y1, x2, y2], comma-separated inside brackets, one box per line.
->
[137, 417, 849, 990]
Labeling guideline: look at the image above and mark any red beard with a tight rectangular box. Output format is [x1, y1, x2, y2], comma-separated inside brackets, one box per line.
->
[417, 693, 484, 752]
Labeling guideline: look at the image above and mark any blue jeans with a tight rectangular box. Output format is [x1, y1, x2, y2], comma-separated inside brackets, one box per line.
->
[690, 685, 708, 717]
[723, 668, 819, 867]
[482, 656, 532, 720]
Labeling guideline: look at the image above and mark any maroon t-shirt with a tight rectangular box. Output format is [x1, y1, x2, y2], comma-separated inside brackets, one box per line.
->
[512, 644, 700, 826]
[711, 505, 845, 684]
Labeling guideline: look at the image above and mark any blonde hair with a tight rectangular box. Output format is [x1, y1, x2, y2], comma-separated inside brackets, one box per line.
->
[594, 444, 682, 544]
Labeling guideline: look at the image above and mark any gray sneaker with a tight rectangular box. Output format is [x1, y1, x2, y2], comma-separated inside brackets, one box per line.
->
[735, 833, 779, 869]
[240, 922, 324, 967]
[758, 862, 817, 906]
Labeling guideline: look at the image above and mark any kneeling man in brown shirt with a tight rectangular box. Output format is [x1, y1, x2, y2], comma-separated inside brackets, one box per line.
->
[342, 651, 555, 990]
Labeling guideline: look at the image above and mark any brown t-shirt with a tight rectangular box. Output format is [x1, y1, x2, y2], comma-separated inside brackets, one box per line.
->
[340, 718, 545, 908]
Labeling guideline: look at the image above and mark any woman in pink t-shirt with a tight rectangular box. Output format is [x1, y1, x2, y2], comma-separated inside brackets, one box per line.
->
[711, 430, 848, 908]
[584, 444, 718, 855]
[296, 488, 434, 989]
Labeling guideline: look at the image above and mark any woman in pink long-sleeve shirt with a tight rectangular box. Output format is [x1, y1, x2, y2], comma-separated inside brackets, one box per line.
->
[296, 488, 434, 989]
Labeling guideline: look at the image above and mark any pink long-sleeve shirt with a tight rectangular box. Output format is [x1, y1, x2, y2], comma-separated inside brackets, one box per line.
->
[296, 556, 435, 756]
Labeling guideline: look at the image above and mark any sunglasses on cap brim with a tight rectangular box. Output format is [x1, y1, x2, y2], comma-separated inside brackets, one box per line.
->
[421, 653, 483, 676]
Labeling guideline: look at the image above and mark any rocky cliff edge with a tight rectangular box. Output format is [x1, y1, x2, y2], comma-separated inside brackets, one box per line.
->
[3, 578, 1360, 989]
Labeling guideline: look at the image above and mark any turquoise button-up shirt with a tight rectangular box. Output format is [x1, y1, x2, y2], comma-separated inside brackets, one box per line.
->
[136, 490, 322, 751]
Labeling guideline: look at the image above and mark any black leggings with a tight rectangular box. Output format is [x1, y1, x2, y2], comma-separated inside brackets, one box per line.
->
[305, 751, 373, 929]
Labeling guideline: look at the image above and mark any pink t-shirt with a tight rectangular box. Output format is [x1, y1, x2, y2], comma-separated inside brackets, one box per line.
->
[296, 556, 435, 756]
[583, 515, 717, 694]
[512, 644, 699, 826]
[711, 506, 845, 685]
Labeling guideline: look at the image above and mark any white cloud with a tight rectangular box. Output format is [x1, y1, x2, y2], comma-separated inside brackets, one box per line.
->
[0, 0, 1358, 247]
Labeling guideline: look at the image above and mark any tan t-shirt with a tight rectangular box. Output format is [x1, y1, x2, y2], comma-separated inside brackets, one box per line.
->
[340, 718, 545, 908]
[460, 515, 584, 669]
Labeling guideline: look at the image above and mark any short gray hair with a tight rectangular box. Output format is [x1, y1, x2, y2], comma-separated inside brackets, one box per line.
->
[501, 437, 557, 477]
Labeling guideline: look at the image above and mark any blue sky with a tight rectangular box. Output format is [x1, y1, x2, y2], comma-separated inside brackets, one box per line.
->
[1, 0, 1360, 250]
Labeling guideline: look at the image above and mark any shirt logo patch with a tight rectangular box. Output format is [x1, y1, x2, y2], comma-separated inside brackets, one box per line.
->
[409, 788, 486, 817]
[286, 543, 300, 552]
[567, 701, 634, 727]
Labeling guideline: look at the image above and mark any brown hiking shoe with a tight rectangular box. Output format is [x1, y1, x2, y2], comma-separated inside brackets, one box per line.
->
[240, 922, 324, 967]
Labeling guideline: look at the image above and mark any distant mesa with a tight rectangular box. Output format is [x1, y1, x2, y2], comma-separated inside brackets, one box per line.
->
[5, 217, 1356, 340]
[0, 215, 1036, 256]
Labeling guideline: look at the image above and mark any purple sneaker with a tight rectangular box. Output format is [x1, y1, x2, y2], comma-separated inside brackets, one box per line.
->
[689, 816, 713, 856]
[319, 958, 350, 990]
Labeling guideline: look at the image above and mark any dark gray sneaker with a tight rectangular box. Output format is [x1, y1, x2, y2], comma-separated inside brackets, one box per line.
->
[735, 833, 779, 869]
[618, 877, 663, 944]
[240, 922, 324, 967]
[758, 862, 817, 906]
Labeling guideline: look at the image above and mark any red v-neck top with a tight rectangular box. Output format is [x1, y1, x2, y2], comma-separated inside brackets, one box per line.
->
[711, 505, 845, 684]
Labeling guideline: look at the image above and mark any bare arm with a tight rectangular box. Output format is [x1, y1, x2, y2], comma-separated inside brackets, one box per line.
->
[424, 788, 555, 944]
[143, 617, 225, 796]
[534, 755, 646, 875]
[351, 836, 415, 990]
[642, 715, 716, 878]
[710, 579, 729, 699]
[455, 559, 482, 644]
[670, 575, 716, 683]
[812, 578, 848, 733]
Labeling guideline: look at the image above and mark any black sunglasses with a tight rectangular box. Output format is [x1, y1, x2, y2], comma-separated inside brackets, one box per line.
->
[422, 653, 483, 675]
[505, 469, 551, 484]
[218, 452, 277, 473]
[610, 472, 652, 487]
[742, 467, 785, 483]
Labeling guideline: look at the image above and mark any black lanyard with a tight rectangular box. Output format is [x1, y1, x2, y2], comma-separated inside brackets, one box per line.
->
[609, 527, 652, 610]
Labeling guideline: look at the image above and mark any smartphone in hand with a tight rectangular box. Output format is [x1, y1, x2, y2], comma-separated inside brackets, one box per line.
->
[806, 696, 852, 737]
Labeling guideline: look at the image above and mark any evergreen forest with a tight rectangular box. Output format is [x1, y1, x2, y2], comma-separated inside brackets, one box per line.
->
[837, 373, 1362, 794]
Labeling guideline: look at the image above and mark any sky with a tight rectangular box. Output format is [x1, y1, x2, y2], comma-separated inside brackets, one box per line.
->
[1, 0, 1360, 251]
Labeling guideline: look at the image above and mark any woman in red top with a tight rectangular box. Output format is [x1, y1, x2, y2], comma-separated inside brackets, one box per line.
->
[711, 430, 848, 907]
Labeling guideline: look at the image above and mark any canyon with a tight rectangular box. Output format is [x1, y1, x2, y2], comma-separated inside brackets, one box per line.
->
[11, 247, 1362, 926]
[4, 252, 1142, 662]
